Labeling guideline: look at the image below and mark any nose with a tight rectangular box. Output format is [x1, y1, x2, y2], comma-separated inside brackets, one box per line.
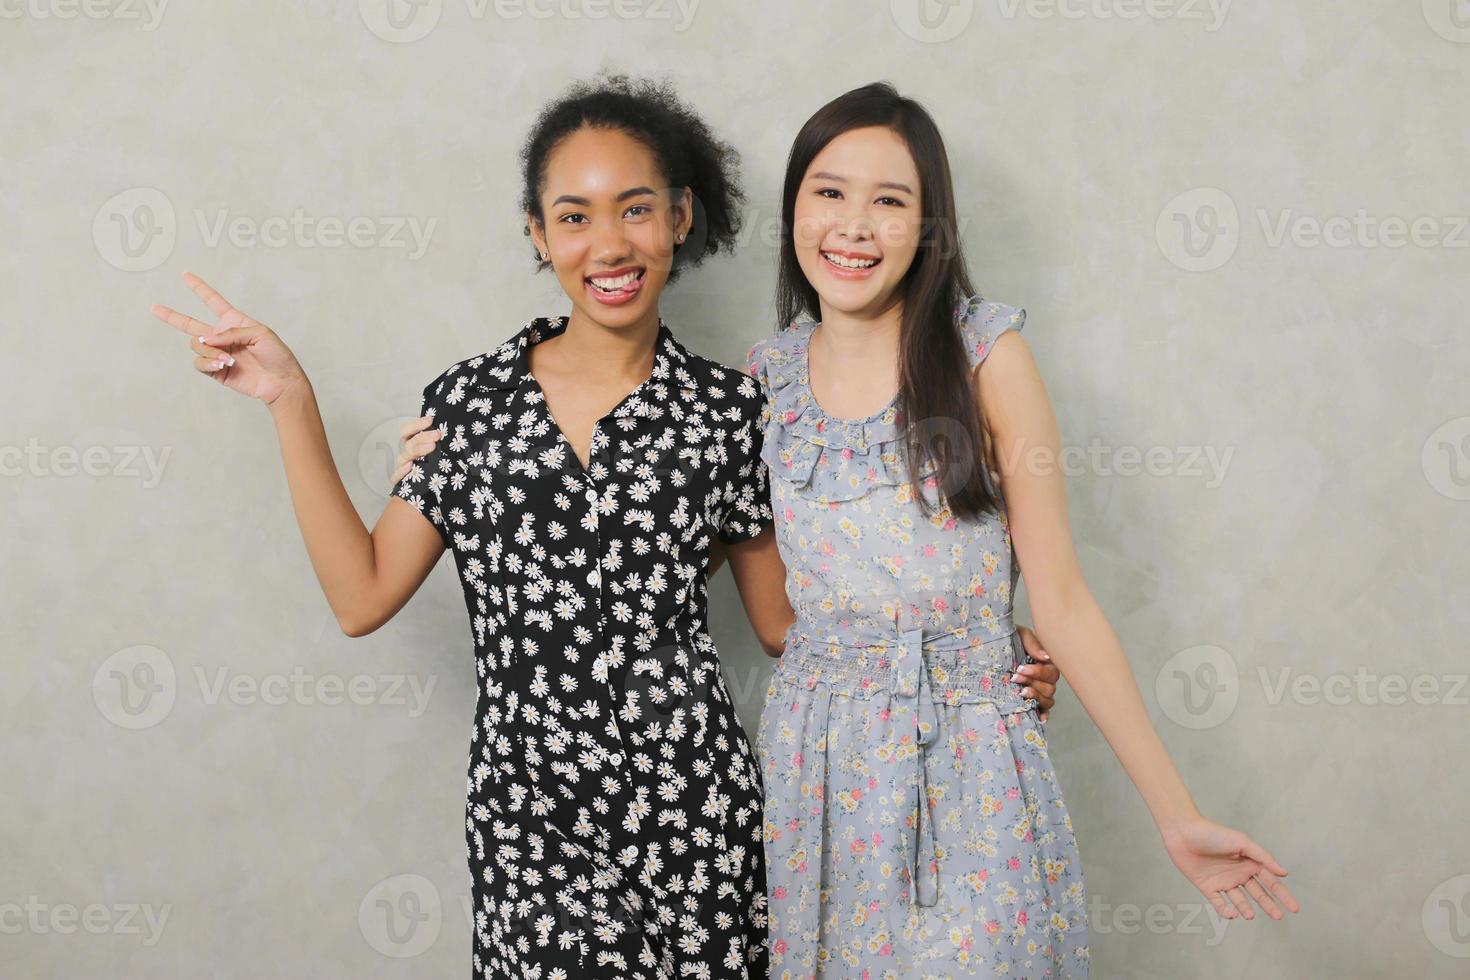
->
[832, 200, 875, 244]
[590, 218, 634, 267]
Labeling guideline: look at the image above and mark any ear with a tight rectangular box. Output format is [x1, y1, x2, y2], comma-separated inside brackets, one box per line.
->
[672, 186, 694, 242]
[526, 212, 548, 258]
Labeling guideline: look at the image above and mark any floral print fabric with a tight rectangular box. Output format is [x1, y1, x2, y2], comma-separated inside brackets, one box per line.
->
[393, 315, 774, 979]
[746, 296, 1091, 979]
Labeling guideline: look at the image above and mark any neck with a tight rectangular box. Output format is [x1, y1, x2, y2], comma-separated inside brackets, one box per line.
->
[812, 296, 904, 362]
[547, 307, 662, 378]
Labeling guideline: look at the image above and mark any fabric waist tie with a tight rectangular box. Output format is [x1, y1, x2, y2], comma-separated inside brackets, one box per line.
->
[775, 618, 1037, 909]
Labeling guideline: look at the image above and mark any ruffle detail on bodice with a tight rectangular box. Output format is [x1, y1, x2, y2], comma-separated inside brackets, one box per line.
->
[751, 320, 924, 503]
[747, 296, 1027, 504]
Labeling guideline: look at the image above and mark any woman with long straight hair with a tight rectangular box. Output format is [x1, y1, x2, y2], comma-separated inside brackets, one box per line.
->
[748, 81, 1299, 978]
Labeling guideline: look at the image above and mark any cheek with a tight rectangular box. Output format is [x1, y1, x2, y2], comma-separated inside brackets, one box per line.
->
[876, 215, 921, 255]
[790, 205, 833, 250]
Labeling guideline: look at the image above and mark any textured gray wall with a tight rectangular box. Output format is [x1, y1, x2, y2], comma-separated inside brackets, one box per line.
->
[4, 1, 1467, 977]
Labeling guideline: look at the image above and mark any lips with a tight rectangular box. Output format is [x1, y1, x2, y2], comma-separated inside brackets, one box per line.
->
[821, 250, 880, 269]
[584, 266, 647, 305]
[820, 249, 882, 280]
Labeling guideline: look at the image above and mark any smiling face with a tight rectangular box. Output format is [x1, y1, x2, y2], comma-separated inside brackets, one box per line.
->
[528, 125, 692, 329]
[791, 125, 924, 320]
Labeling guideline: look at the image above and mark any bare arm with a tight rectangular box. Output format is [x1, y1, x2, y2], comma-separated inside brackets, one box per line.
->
[151, 272, 442, 639]
[719, 526, 795, 657]
[980, 330, 1198, 828]
[977, 328, 1299, 921]
[269, 383, 445, 636]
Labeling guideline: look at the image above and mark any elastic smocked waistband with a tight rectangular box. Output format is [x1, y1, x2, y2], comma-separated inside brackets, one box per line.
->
[773, 624, 1036, 713]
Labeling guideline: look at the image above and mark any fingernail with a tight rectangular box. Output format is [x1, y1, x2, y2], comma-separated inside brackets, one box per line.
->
[214, 359, 228, 370]
[1010, 673, 1023, 683]
[224, 354, 235, 366]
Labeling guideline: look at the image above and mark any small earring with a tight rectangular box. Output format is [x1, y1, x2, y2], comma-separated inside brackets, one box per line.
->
[675, 234, 685, 243]
[539, 251, 548, 261]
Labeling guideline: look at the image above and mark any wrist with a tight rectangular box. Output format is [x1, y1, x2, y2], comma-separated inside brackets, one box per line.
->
[267, 375, 314, 417]
[1155, 806, 1204, 839]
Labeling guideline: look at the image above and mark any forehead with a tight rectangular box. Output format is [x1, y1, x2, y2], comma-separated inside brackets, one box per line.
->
[804, 126, 920, 188]
[541, 126, 666, 200]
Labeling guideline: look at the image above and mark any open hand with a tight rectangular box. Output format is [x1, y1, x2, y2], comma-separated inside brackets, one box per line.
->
[1162, 816, 1300, 922]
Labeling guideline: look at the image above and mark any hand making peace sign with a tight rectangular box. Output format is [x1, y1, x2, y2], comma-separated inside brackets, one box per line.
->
[150, 271, 308, 406]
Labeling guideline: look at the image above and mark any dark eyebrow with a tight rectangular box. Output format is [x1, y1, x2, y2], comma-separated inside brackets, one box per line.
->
[550, 186, 659, 207]
[807, 171, 914, 195]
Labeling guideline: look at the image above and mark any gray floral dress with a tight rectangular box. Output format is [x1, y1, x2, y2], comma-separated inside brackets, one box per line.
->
[744, 296, 1091, 979]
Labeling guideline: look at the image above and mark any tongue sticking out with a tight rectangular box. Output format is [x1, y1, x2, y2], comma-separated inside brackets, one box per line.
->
[591, 271, 643, 295]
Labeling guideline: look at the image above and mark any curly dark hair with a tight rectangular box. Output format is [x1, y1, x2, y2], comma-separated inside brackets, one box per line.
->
[518, 71, 745, 283]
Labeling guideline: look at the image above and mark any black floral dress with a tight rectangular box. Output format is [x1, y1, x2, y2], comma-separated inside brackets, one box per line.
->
[392, 315, 774, 979]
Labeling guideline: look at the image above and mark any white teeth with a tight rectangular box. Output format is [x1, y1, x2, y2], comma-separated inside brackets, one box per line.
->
[823, 252, 878, 269]
[589, 270, 641, 291]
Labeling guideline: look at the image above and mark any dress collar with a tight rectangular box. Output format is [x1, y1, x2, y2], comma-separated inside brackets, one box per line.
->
[473, 315, 693, 396]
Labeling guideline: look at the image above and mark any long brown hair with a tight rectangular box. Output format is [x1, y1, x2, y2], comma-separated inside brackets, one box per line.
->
[775, 81, 1003, 521]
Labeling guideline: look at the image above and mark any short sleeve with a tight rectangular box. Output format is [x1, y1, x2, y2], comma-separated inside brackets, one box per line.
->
[389, 371, 466, 551]
[743, 336, 775, 433]
[716, 372, 775, 546]
[956, 295, 1027, 372]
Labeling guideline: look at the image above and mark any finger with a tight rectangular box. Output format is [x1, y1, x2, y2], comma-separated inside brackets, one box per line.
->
[1017, 624, 1051, 661]
[189, 334, 235, 366]
[1251, 869, 1300, 914]
[150, 303, 214, 338]
[1225, 886, 1254, 920]
[1037, 709, 1048, 723]
[1026, 680, 1056, 704]
[398, 414, 436, 440]
[1242, 876, 1283, 920]
[1206, 889, 1236, 920]
[411, 429, 441, 457]
[194, 353, 231, 377]
[182, 270, 237, 318]
[1239, 838, 1288, 877]
[199, 324, 264, 353]
[1030, 661, 1061, 684]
